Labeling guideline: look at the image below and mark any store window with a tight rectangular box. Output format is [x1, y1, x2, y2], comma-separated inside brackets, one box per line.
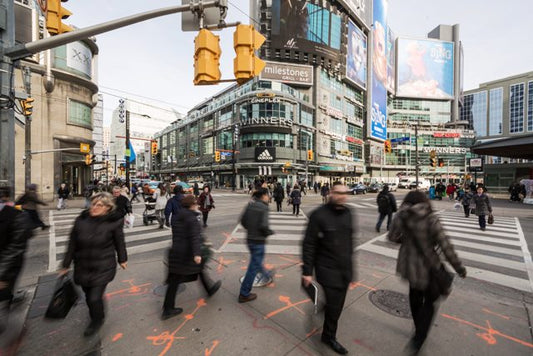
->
[240, 133, 293, 148]
[68, 99, 92, 128]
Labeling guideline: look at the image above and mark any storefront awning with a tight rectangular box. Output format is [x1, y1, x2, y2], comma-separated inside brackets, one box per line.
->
[470, 134, 533, 159]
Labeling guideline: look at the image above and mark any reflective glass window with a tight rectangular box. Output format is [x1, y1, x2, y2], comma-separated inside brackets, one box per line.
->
[510, 83, 525, 133]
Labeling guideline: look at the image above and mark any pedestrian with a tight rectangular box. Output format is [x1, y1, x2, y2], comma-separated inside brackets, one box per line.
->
[0, 187, 33, 335]
[286, 182, 291, 197]
[446, 183, 455, 200]
[15, 184, 49, 230]
[238, 188, 275, 303]
[313, 181, 318, 195]
[193, 182, 200, 198]
[471, 186, 493, 231]
[301, 181, 307, 196]
[428, 185, 436, 200]
[59, 192, 127, 337]
[290, 184, 302, 216]
[469, 181, 476, 193]
[375, 184, 397, 233]
[83, 182, 95, 209]
[112, 186, 132, 220]
[273, 183, 285, 212]
[130, 183, 140, 203]
[458, 187, 473, 217]
[154, 183, 168, 229]
[302, 182, 355, 355]
[142, 183, 152, 201]
[320, 183, 330, 204]
[57, 183, 70, 210]
[198, 185, 215, 228]
[388, 190, 466, 353]
[248, 182, 253, 195]
[165, 185, 184, 227]
[162, 194, 221, 319]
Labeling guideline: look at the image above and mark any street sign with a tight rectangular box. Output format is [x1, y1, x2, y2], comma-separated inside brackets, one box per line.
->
[181, 0, 222, 31]
[80, 143, 90, 153]
[390, 136, 409, 143]
[469, 158, 483, 172]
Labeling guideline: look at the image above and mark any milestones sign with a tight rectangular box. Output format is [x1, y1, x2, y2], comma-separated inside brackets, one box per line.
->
[260, 61, 313, 86]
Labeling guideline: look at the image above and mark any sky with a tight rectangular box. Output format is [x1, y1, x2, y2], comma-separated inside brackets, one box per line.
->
[64, 0, 533, 126]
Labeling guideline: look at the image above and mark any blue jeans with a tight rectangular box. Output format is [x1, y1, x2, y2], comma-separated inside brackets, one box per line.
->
[376, 212, 393, 231]
[240, 243, 271, 297]
[478, 215, 486, 229]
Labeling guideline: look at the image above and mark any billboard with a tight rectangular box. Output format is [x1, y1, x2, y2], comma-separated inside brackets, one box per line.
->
[386, 26, 395, 93]
[370, 0, 388, 141]
[260, 61, 313, 86]
[271, 0, 342, 63]
[396, 38, 454, 99]
[337, 0, 372, 29]
[345, 20, 367, 90]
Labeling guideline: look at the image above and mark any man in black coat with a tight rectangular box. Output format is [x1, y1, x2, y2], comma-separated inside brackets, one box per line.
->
[112, 186, 132, 219]
[164, 185, 184, 227]
[375, 184, 397, 233]
[302, 182, 355, 355]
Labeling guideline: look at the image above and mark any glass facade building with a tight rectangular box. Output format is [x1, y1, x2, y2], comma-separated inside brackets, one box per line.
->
[528, 81, 533, 132]
[461, 91, 487, 136]
[489, 87, 503, 136]
[509, 83, 525, 133]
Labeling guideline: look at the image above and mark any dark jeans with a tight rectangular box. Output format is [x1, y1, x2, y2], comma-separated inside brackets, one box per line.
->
[163, 272, 212, 310]
[293, 204, 300, 215]
[463, 205, 470, 217]
[322, 286, 348, 340]
[409, 286, 439, 344]
[376, 212, 393, 231]
[478, 215, 486, 229]
[240, 243, 271, 297]
[202, 211, 209, 226]
[275, 200, 282, 212]
[82, 284, 107, 322]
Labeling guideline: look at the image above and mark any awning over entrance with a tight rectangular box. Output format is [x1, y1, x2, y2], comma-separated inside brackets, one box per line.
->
[470, 134, 533, 159]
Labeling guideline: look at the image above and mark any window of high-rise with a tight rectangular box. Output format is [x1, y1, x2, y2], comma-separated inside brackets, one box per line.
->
[509, 83, 524, 133]
[528, 81, 533, 131]
[461, 92, 487, 136]
[489, 87, 503, 136]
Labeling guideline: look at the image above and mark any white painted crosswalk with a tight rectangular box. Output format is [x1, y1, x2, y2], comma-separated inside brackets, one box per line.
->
[218, 211, 308, 255]
[356, 210, 533, 293]
[47, 209, 172, 272]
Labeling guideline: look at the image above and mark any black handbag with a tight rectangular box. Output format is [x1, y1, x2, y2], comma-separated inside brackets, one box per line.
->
[488, 214, 494, 225]
[470, 207, 476, 215]
[45, 275, 79, 319]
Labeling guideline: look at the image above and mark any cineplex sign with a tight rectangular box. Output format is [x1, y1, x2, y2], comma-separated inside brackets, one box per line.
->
[260, 61, 313, 86]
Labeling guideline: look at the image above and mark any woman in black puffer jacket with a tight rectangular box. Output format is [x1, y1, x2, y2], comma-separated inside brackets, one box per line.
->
[162, 194, 221, 320]
[60, 192, 127, 337]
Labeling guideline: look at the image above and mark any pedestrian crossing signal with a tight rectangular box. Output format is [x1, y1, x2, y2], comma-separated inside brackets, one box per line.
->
[438, 158, 445, 167]
[215, 151, 221, 162]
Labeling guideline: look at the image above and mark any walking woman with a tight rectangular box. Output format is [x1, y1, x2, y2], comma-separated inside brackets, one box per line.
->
[60, 192, 127, 337]
[388, 190, 466, 353]
[471, 186, 493, 231]
[290, 184, 302, 216]
[163, 194, 221, 319]
[273, 183, 285, 212]
[154, 183, 168, 229]
[458, 187, 474, 218]
[198, 185, 215, 228]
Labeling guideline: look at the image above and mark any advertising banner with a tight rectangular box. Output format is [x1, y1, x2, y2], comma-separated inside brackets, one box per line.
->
[386, 26, 395, 93]
[260, 61, 313, 86]
[255, 147, 276, 162]
[66, 42, 93, 78]
[346, 20, 367, 90]
[271, 0, 342, 63]
[336, 0, 372, 29]
[370, 0, 388, 141]
[396, 38, 454, 99]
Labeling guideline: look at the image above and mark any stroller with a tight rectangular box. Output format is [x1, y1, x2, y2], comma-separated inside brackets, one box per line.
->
[142, 196, 158, 225]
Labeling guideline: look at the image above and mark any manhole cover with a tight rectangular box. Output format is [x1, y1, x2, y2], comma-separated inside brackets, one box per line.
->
[153, 284, 186, 297]
[368, 289, 411, 319]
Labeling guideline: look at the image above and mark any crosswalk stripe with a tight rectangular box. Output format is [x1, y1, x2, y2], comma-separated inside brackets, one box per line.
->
[439, 218, 518, 229]
[222, 244, 300, 255]
[443, 226, 519, 240]
[450, 239, 524, 257]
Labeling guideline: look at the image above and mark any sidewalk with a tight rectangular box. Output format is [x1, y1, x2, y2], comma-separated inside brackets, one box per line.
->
[11, 248, 533, 355]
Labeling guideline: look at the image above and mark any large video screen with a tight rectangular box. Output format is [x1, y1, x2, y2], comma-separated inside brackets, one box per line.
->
[370, 0, 388, 141]
[396, 38, 454, 99]
[271, 0, 342, 63]
[345, 20, 367, 90]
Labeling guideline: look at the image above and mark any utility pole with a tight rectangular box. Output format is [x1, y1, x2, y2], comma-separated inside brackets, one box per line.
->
[125, 110, 130, 189]
[22, 66, 32, 188]
[305, 135, 309, 184]
[232, 123, 238, 191]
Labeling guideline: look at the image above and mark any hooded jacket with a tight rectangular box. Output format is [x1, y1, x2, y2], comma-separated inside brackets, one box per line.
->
[388, 202, 465, 290]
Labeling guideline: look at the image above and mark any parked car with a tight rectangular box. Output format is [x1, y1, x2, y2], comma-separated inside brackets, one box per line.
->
[349, 183, 367, 195]
[408, 180, 431, 190]
[398, 178, 414, 189]
[388, 183, 398, 192]
[171, 181, 193, 194]
[367, 183, 382, 193]
[188, 180, 205, 189]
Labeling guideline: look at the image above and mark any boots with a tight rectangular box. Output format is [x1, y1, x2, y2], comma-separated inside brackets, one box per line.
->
[200, 272, 221, 297]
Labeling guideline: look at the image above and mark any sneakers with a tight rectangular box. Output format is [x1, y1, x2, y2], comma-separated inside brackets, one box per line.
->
[161, 307, 183, 320]
[238, 293, 257, 303]
[83, 320, 103, 337]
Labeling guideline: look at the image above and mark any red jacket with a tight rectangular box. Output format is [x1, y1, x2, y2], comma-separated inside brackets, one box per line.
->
[198, 192, 214, 213]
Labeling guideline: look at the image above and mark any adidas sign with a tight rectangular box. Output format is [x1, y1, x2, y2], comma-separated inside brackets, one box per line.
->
[257, 149, 274, 161]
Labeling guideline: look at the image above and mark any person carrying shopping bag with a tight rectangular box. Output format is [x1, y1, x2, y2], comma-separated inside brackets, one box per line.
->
[471, 186, 493, 231]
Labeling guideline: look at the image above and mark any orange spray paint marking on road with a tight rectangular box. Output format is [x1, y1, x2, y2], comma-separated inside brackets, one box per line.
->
[264, 296, 311, 320]
[205, 340, 220, 356]
[441, 314, 533, 348]
[112, 333, 123, 342]
[106, 279, 152, 299]
[482, 308, 511, 320]
[306, 328, 320, 338]
[349, 280, 377, 291]
[146, 298, 208, 356]
[216, 257, 235, 273]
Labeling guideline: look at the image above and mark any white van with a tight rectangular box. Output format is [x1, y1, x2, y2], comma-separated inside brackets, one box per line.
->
[398, 178, 415, 189]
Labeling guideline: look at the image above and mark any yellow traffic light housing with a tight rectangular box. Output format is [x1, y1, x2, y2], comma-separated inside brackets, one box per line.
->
[307, 150, 313, 161]
[21, 97, 34, 116]
[151, 140, 158, 155]
[233, 24, 266, 85]
[384, 140, 392, 153]
[438, 158, 445, 167]
[47, 0, 73, 35]
[215, 151, 221, 162]
[193, 29, 221, 85]
[430, 157, 437, 167]
[84, 154, 92, 166]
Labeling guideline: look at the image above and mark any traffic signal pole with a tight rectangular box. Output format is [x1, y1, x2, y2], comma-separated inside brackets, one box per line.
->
[125, 110, 130, 190]
[23, 67, 32, 188]
[415, 125, 419, 189]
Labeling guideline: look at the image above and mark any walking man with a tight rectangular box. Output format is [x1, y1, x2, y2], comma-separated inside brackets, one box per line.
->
[375, 184, 397, 233]
[57, 183, 70, 210]
[320, 183, 330, 204]
[302, 182, 355, 355]
[238, 188, 275, 303]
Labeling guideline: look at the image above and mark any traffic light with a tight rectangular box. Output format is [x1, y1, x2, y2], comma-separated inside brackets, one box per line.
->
[215, 150, 221, 162]
[430, 157, 437, 167]
[193, 29, 221, 85]
[384, 140, 392, 153]
[307, 150, 313, 161]
[21, 97, 34, 116]
[151, 140, 158, 155]
[84, 154, 92, 166]
[233, 24, 266, 85]
[46, 0, 73, 35]
[438, 158, 445, 167]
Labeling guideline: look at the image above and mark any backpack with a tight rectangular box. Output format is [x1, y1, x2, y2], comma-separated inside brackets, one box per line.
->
[377, 194, 390, 212]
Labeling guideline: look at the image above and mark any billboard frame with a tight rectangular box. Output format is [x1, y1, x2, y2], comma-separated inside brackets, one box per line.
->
[344, 19, 367, 91]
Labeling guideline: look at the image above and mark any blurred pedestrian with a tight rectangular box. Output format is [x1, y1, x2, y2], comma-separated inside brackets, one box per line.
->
[198, 185, 215, 228]
[15, 184, 49, 230]
[83, 182, 96, 209]
[446, 183, 455, 201]
[162, 194, 221, 320]
[238, 188, 275, 303]
[273, 183, 285, 212]
[165, 185, 184, 227]
[59, 192, 127, 337]
[153, 183, 168, 229]
[375, 184, 397, 233]
[193, 182, 200, 198]
[57, 183, 70, 210]
[321, 183, 330, 204]
[313, 181, 318, 194]
[286, 182, 291, 197]
[290, 184, 302, 216]
[428, 185, 436, 200]
[112, 186, 132, 220]
[130, 183, 140, 203]
[458, 187, 473, 218]
[0, 187, 33, 335]
[471, 186, 492, 231]
[388, 190, 466, 353]
[302, 182, 355, 355]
